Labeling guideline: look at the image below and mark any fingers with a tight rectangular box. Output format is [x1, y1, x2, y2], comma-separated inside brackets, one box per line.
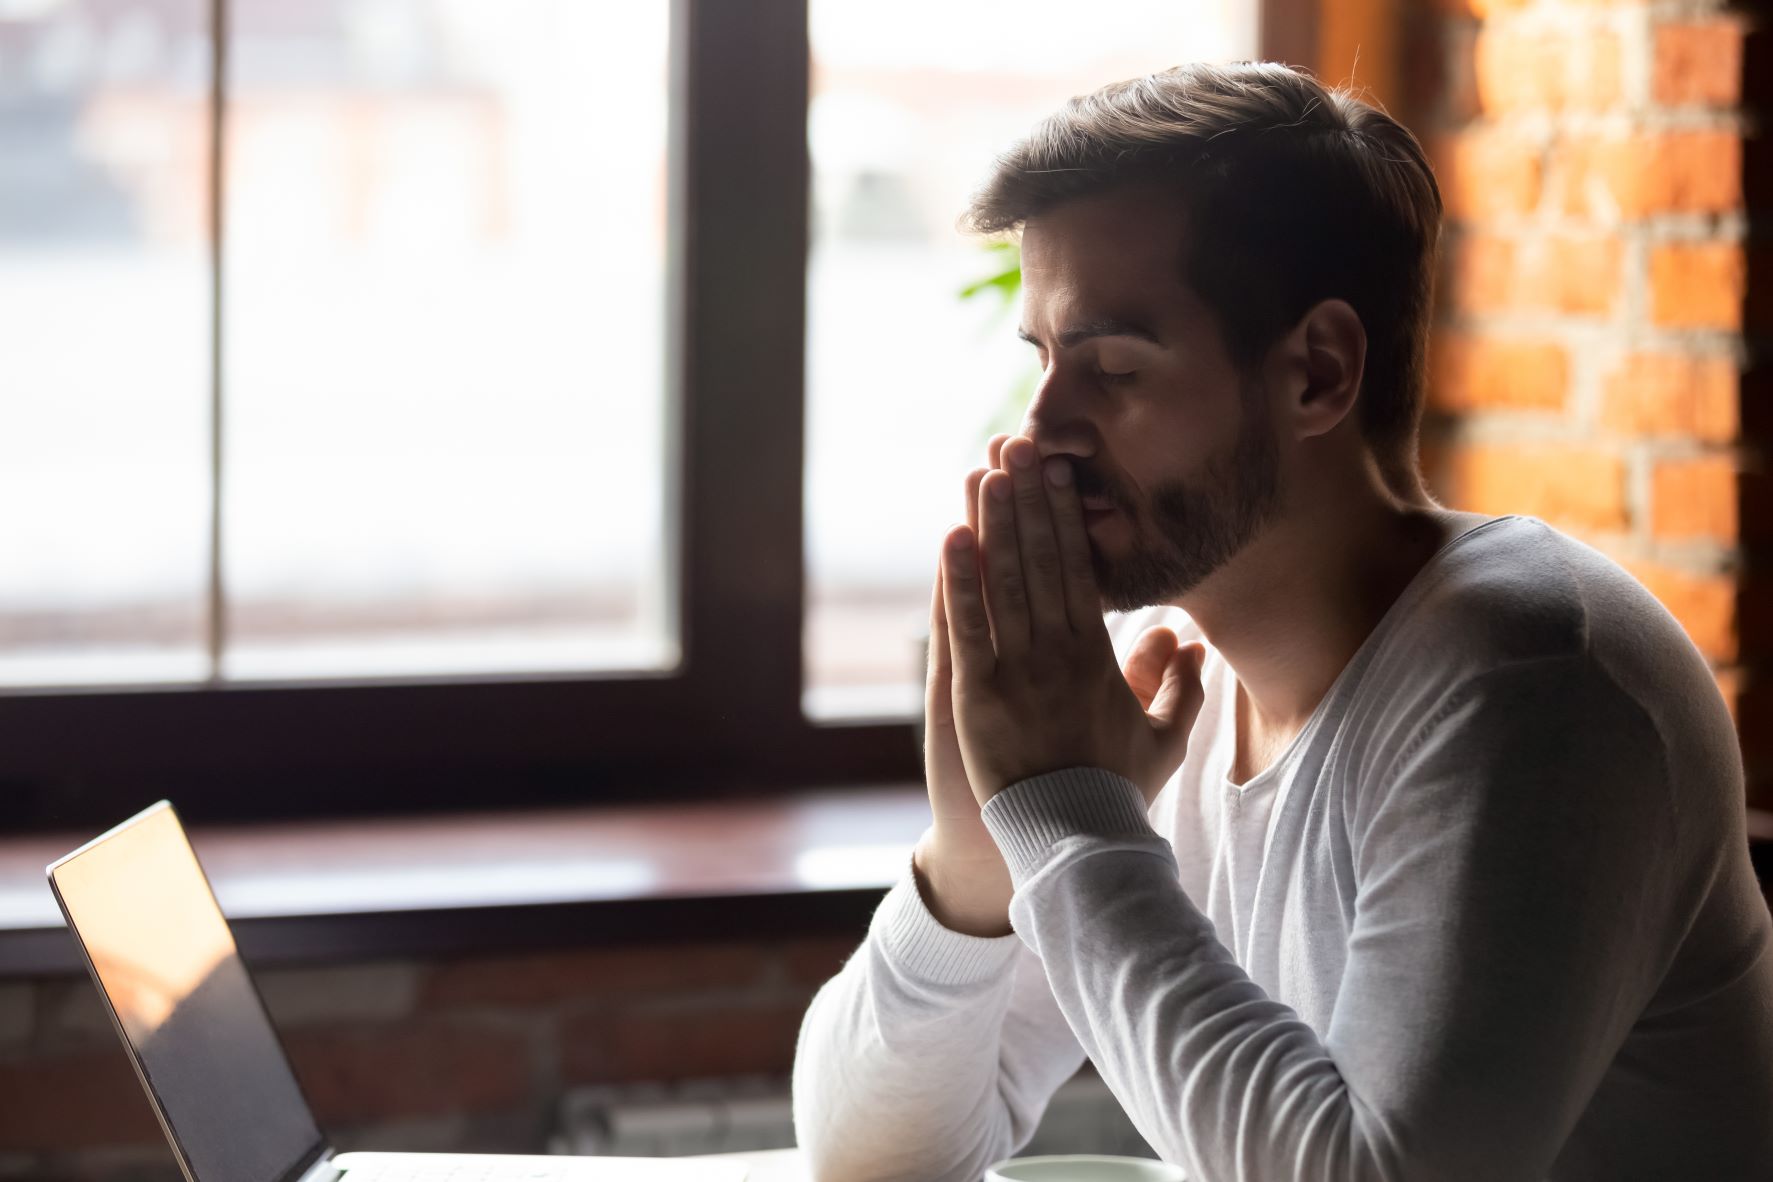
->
[977, 469, 1030, 658]
[926, 564, 952, 712]
[1038, 453, 1104, 632]
[1149, 643, 1209, 762]
[987, 433, 1010, 471]
[941, 525, 996, 684]
[1123, 626, 1180, 711]
[1001, 437, 1068, 636]
[963, 465, 999, 644]
[964, 467, 986, 536]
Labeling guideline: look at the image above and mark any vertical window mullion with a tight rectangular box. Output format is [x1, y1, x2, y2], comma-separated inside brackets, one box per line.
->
[675, 0, 811, 740]
[205, 0, 229, 685]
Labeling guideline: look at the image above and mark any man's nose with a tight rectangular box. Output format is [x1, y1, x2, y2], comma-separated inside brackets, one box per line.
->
[1020, 366, 1097, 461]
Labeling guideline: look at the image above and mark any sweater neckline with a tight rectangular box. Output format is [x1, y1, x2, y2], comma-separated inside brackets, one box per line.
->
[1218, 513, 1523, 794]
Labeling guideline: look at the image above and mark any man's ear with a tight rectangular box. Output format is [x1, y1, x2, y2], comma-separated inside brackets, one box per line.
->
[1269, 299, 1366, 442]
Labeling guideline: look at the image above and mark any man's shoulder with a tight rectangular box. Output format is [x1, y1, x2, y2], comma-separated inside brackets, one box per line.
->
[1401, 516, 1586, 665]
[1395, 515, 1694, 675]
[1365, 515, 1731, 778]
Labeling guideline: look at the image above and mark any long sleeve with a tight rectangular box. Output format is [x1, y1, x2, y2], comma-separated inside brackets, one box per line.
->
[980, 657, 1712, 1182]
[791, 846, 1087, 1182]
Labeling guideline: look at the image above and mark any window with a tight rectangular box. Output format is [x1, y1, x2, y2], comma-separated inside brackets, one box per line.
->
[1, 0, 1260, 831]
[0, 0, 212, 688]
[222, 2, 672, 681]
[2, 0, 672, 687]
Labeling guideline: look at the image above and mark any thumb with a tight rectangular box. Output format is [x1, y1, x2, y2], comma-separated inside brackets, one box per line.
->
[1148, 643, 1207, 755]
[1123, 626, 1180, 711]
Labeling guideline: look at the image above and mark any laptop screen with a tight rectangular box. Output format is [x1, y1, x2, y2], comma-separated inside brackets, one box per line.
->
[48, 803, 325, 1182]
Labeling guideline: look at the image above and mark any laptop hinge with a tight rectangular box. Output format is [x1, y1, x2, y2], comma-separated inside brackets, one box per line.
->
[291, 1147, 343, 1182]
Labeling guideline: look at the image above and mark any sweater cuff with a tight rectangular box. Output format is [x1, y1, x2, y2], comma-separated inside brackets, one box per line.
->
[869, 859, 1022, 988]
[981, 767, 1161, 885]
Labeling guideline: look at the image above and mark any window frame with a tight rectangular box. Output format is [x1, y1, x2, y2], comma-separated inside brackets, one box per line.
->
[4, 0, 1305, 833]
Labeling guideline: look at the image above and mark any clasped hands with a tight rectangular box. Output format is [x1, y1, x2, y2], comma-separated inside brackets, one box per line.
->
[931, 435, 1208, 810]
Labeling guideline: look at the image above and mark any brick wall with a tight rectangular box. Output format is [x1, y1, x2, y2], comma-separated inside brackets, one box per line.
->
[0, 937, 854, 1182]
[1402, 0, 1769, 804]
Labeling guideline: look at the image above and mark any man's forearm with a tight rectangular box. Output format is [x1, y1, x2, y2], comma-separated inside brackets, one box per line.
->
[791, 872, 1077, 1181]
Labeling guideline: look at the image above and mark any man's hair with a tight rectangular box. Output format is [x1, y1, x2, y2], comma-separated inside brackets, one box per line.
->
[965, 62, 1442, 496]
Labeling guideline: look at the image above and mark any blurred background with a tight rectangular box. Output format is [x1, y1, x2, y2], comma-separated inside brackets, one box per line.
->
[0, 0, 1765, 1177]
[0, 0, 1248, 701]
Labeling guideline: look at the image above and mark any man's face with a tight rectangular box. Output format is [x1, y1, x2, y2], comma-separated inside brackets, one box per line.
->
[1016, 183, 1281, 612]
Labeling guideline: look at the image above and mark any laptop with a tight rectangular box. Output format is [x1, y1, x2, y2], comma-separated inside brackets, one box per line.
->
[46, 800, 750, 1182]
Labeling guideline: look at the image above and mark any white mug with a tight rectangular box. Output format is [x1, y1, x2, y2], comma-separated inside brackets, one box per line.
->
[984, 1154, 1187, 1181]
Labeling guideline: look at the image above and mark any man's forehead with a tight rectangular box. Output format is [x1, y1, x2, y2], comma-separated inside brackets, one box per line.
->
[1021, 184, 1188, 270]
[1019, 212, 1196, 343]
[1019, 186, 1193, 324]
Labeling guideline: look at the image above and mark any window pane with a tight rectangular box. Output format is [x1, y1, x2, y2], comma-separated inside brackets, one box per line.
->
[0, 1, 212, 688]
[803, 1, 1257, 717]
[223, 2, 671, 680]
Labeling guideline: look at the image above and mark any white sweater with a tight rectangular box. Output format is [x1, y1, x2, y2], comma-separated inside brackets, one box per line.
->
[792, 515, 1773, 1181]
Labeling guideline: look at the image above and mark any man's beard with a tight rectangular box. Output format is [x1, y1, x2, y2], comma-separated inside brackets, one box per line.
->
[1081, 384, 1281, 612]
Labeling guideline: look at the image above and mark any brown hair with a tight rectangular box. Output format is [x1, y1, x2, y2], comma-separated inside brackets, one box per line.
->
[965, 62, 1442, 496]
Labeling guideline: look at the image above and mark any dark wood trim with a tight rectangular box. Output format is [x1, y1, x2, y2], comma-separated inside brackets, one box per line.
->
[674, 0, 809, 736]
[1259, 0, 1319, 72]
[2, 891, 890, 978]
[1, 785, 927, 975]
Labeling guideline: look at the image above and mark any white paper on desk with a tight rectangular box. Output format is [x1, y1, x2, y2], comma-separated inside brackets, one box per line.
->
[331, 1151, 748, 1180]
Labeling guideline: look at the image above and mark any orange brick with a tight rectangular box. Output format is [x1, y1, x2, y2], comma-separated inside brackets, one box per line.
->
[1432, 129, 1543, 222]
[1600, 353, 1738, 443]
[1474, 28, 1555, 113]
[421, 943, 772, 1009]
[1438, 23, 1484, 123]
[564, 998, 812, 1084]
[1715, 665, 1742, 723]
[1448, 235, 1516, 314]
[1452, 234, 1622, 316]
[1652, 455, 1739, 542]
[783, 935, 861, 986]
[1443, 443, 1628, 531]
[1569, 30, 1625, 110]
[1523, 235, 1623, 315]
[1561, 132, 1743, 221]
[286, 1021, 530, 1123]
[1653, 20, 1745, 108]
[1650, 243, 1746, 330]
[1654, 132, 1742, 215]
[1436, 0, 1534, 17]
[1475, 27, 1621, 114]
[1430, 333, 1568, 412]
[1621, 559, 1737, 662]
[0, 1048, 163, 1151]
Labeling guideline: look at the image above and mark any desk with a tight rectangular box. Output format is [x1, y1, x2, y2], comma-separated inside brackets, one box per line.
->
[694, 1149, 806, 1181]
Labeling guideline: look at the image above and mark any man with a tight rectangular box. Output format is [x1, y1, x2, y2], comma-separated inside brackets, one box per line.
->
[791, 62, 1773, 1181]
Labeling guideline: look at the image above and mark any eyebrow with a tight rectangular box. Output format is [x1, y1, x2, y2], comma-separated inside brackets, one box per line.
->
[1016, 317, 1162, 350]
